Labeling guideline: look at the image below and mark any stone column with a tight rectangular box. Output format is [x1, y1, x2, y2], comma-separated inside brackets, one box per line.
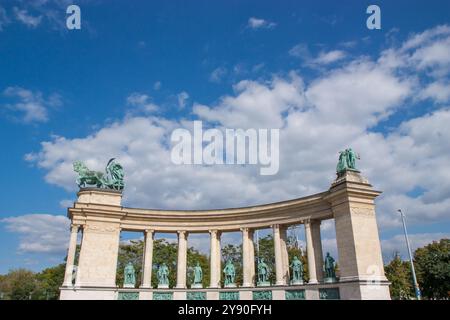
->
[248, 230, 256, 284]
[305, 219, 318, 284]
[176, 231, 188, 288]
[311, 220, 324, 282]
[273, 224, 286, 285]
[209, 230, 221, 288]
[241, 228, 255, 287]
[63, 224, 79, 286]
[280, 226, 290, 284]
[141, 229, 154, 288]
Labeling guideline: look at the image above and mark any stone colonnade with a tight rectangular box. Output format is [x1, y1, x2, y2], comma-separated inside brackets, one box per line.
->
[62, 221, 323, 289]
[60, 170, 391, 300]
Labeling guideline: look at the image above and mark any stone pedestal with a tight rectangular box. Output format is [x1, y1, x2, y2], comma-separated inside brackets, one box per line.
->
[257, 281, 271, 287]
[324, 277, 337, 284]
[325, 170, 391, 300]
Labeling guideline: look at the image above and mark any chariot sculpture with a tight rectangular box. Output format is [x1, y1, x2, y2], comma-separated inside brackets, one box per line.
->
[73, 158, 124, 191]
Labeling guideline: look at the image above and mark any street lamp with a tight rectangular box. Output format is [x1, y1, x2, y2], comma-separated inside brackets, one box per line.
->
[398, 209, 422, 300]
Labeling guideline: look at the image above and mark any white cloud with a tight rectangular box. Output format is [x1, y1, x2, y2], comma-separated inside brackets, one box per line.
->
[126, 92, 158, 113]
[13, 7, 42, 28]
[0, 6, 10, 31]
[153, 81, 162, 91]
[177, 91, 189, 109]
[59, 199, 74, 208]
[1, 214, 70, 254]
[289, 44, 347, 67]
[209, 67, 227, 83]
[195, 73, 306, 128]
[378, 24, 450, 77]
[26, 25, 450, 238]
[288, 43, 310, 59]
[381, 233, 450, 261]
[247, 17, 276, 30]
[2, 86, 61, 123]
[419, 81, 450, 103]
[312, 50, 347, 65]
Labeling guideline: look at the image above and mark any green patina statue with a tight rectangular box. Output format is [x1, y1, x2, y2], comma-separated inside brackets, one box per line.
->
[323, 252, 337, 283]
[223, 259, 236, 286]
[336, 148, 360, 175]
[123, 262, 136, 287]
[157, 263, 169, 286]
[73, 158, 124, 191]
[290, 256, 304, 284]
[192, 262, 203, 287]
[257, 258, 270, 285]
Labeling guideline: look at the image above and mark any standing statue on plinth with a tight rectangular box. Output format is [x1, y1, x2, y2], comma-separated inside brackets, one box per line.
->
[290, 256, 304, 285]
[336, 148, 360, 175]
[346, 148, 359, 169]
[257, 258, 270, 286]
[123, 262, 136, 288]
[323, 252, 337, 283]
[157, 263, 170, 288]
[192, 262, 203, 288]
[223, 259, 236, 287]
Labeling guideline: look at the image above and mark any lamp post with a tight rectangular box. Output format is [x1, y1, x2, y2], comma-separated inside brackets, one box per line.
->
[398, 209, 421, 300]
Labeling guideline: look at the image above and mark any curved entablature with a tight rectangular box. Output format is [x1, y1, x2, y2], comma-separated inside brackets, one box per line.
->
[70, 189, 335, 232]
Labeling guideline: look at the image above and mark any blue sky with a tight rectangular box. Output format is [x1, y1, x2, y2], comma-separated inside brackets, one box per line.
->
[0, 0, 450, 274]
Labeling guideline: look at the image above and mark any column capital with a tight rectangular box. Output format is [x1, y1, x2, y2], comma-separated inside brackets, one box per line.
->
[209, 229, 221, 237]
[271, 224, 280, 230]
[70, 224, 80, 233]
[177, 230, 188, 237]
[144, 229, 154, 240]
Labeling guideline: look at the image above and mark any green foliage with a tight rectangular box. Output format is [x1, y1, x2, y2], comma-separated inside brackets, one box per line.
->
[414, 238, 450, 299]
[0, 269, 37, 300]
[384, 253, 414, 299]
[34, 264, 66, 300]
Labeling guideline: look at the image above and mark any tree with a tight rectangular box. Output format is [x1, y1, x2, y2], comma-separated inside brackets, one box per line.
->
[414, 238, 450, 299]
[0, 269, 37, 300]
[384, 252, 414, 299]
[34, 264, 66, 300]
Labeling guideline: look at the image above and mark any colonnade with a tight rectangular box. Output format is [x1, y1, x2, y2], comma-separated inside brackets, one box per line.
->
[62, 220, 324, 288]
[60, 169, 392, 300]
